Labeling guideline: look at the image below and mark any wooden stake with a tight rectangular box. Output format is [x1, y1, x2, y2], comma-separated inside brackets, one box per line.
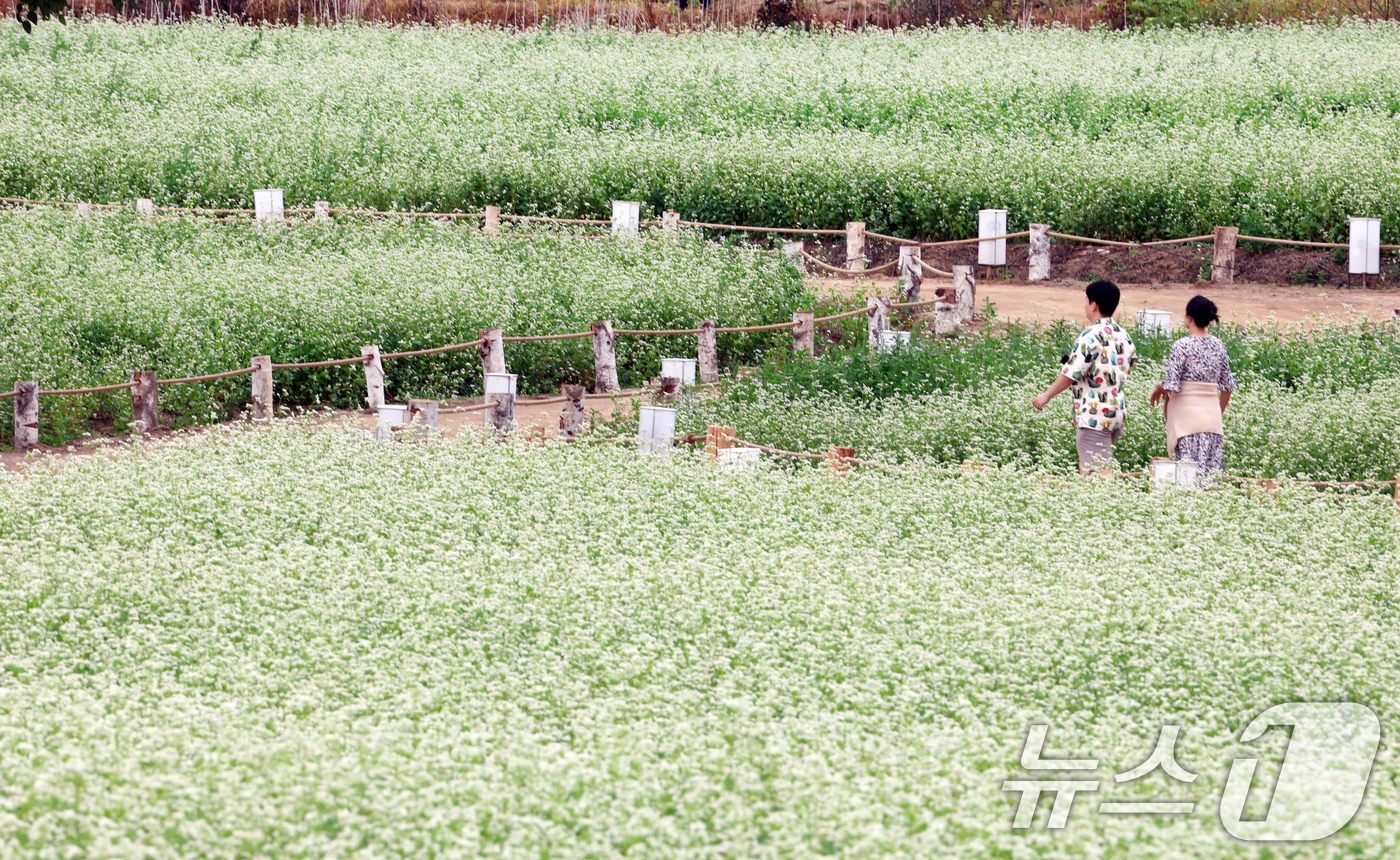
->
[898, 246, 923, 302]
[827, 444, 854, 477]
[866, 296, 891, 349]
[793, 311, 815, 356]
[661, 211, 680, 238]
[1029, 223, 1051, 281]
[406, 399, 439, 440]
[360, 345, 385, 410]
[783, 240, 805, 273]
[478, 328, 506, 375]
[705, 425, 736, 459]
[130, 370, 158, 434]
[1212, 226, 1238, 284]
[313, 201, 331, 222]
[13, 381, 37, 450]
[484, 393, 515, 434]
[483, 205, 501, 236]
[657, 376, 681, 403]
[591, 320, 619, 394]
[250, 355, 273, 419]
[936, 267, 976, 335]
[559, 384, 587, 441]
[697, 320, 719, 384]
[845, 221, 866, 272]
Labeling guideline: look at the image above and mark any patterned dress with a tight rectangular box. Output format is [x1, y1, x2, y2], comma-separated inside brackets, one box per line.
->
[1162, 335, 1236, 473]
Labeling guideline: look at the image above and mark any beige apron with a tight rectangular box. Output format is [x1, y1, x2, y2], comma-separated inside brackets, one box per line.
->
[1165, 381, 1223, 457]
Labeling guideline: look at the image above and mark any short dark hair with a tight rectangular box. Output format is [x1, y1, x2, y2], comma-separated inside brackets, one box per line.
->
[1186, 295, 1219, 328]
[1085, 280, 1120, 317]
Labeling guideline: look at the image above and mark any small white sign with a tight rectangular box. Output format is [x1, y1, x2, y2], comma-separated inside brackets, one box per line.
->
[1152, 458, 1199, 489]
[877, 330, 911, 353]
[637, 405, 677, 455]
[660, 358, 697, 385]
[978, 209, 1008, 266]
[1349, 217, 1381, 275]
[1138, 309, 1172, 336]
[611, 200, 641, 237]
[718, 447, 762, 471]
[375, 403, 409, 442]
[254, 188, 285, 223]
[484, 373, 518, 395]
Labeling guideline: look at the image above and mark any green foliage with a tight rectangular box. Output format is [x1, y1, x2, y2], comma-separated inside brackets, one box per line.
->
[0, 208, 803, 443]
[13, 0, 64, 33]
[3, 22, 1400, 242]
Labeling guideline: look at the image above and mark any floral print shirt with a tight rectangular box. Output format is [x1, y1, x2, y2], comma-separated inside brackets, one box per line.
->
[1162, 335, 1236, 393]
[1061, 319, 1137, 432]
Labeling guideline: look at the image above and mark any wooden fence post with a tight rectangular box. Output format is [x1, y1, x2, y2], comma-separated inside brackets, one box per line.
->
[935, 267, 976, 335]
[478, 329, 506, 375]
[1029, 223, 1051, 281]
[483, 205, 501, 236]
[251, 355, 273, 419]
[793, 311, 815, 356]
[866, 296, 891, 349]
[657, 376, 681, 403]
[485, 393, 515, 434]
[827, 445, 854, 477]
[559, 384, 587, 441]
[783, 240, 805, 274]
[591, 321, 619, 393]
[845, 221, 865, 272]
[898, 246, 923, 302]
[136, 198, 155, 219]
[130, 370, 158, 433]
[313, 201, 331, 222]
[360, 345, 385, 410]
[1212, 226, 1238, 284]
[705, 425, 736, 460]
[661, 211, 680, 238]
[406, 399, 439, 440]
[13, 381, 37, 450]
[697, 320, 719, 384]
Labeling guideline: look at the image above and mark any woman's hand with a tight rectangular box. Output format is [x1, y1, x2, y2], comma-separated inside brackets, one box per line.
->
[1149, 383, 1167, 407]
[1220, 390, 1231, 414]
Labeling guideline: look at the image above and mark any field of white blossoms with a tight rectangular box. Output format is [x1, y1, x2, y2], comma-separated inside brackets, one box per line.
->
[0, 422, 1397, 858]
[2, 21, 1399, 241]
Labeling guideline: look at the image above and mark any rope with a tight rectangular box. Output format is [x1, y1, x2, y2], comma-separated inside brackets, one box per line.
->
[888, 297, 942, 310]
[716, 321, 800, 333]
[500, 332, 594, 343]
[813, 306, 873, 323]
[734, 438, 826, 461]
[800, 250, 899, 276]
[615, 328, 703, 336]
[502, 214, 612, 226]
[158, 367, 258, 385]
[1047, 231, 1214, 248]
[380, 339, 486, 359]
[36, 381, 138, 396]
[917, 260, 956, 278]
[678, 221, 845, 236]
[271, 355, 370, 370]
[916, 231, 1032, 248]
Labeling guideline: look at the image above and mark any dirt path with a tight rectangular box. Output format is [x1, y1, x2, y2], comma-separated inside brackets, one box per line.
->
[809, 274, 1400, 328]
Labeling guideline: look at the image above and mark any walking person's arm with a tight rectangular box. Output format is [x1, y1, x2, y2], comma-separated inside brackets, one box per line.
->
[1033, 374, 1073, 411]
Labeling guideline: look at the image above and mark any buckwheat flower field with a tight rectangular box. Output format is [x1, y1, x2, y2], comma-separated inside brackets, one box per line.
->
[0, 422, 1396, 858]
[3, 21, 1399, 240]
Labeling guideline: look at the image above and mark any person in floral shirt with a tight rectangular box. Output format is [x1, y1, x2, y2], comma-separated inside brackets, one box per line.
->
[1032, 280, 1137, 473]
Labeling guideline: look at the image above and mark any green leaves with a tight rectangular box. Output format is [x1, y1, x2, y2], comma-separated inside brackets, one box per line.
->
[13, 0, 65, 33]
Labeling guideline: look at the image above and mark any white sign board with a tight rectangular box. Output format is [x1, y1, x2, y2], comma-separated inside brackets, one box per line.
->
[1349, 217, 1381, 275]
[978, 208, 1008, 266]
[611, 200, 641, 237]
[1137, 309, 1172, 336]
[660, 358, 697, 385]
[254, 188, 285, 223]
[484, 373, 518, 396]
[718, 447, 762, 471]
[1152, 458, 1200, 490]
[375, 403, 408, 442]
[637, 406, 677, 455]
[877, 330, 911, 353]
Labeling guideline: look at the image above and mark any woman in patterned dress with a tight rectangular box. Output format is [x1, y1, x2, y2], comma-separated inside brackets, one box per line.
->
[1148, 296, 1236, 474]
